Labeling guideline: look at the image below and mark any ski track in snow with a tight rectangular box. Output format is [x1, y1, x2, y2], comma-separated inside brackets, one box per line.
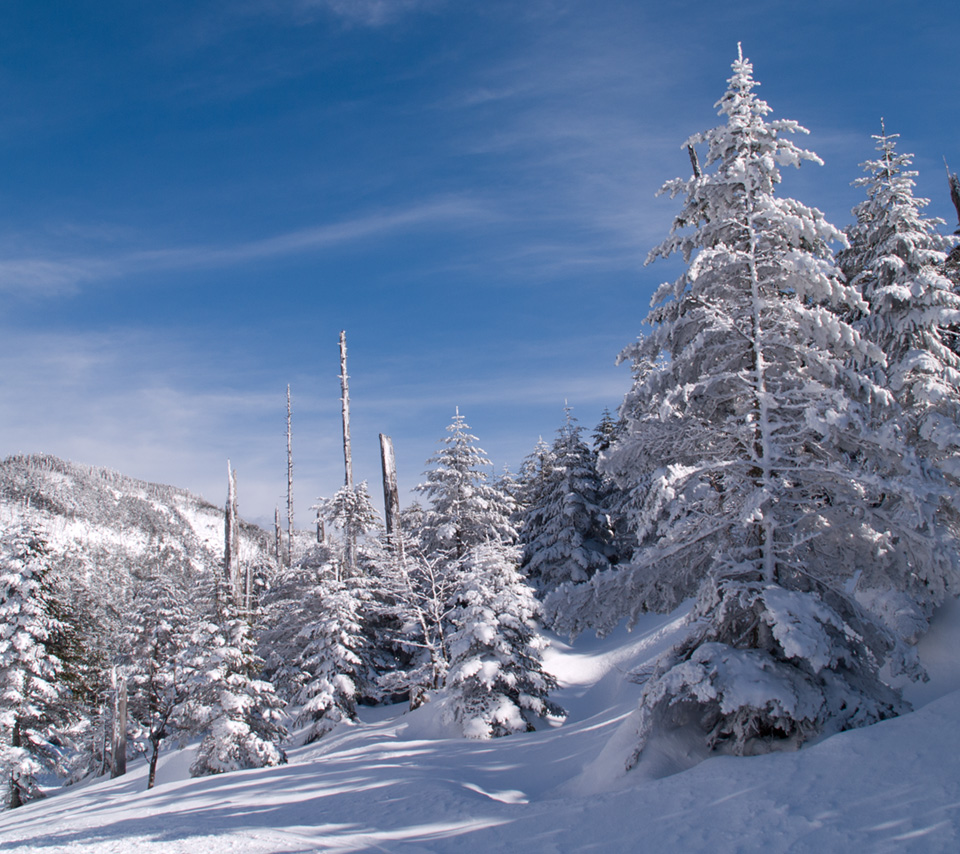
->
[2, 602, 960, 853]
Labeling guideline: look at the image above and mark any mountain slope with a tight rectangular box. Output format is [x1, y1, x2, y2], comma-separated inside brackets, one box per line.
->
[0, 453, 271, 579]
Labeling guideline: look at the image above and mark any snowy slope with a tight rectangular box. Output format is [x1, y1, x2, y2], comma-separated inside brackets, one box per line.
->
[2, 601, 959, 853]
[0, 453, 271, 576]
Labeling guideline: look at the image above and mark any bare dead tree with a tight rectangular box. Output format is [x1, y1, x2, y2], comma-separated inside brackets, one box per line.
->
[380, 433, 404, 562]
[339, 331, 357, 575]
[286, 384, 295, 567]
[224, 461, 241, 608]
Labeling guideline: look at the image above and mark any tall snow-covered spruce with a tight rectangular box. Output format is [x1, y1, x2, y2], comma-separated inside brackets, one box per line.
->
[552, 48, 938, 760]
[411, 411, 560, 734]
[520, 408, 612, 601]
[444, 543, 563, 738]
[415, 409, 517, 563]
[837, 130, 960, 637]
[0, 528, 64, 809]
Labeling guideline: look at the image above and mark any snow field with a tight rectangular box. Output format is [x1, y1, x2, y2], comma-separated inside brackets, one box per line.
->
[1, 598, 959, 853]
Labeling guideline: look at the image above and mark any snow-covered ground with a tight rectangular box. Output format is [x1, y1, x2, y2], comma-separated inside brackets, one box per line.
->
[3, 600, 960, 853]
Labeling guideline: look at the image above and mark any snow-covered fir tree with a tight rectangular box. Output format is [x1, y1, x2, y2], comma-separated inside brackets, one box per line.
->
[627, 569, 911, 763]
[550, 49, 939, 757]
[554, 47, 942, 631]
[394, 411, 520, 706]
[0, 528, 64, 809]
[186, 610, 286, 777]
[520, 408, 612, 598]
[292, 577, 364, 743]
[318, 481, 382, 582]
[839, 129, 960, 466]
[837, 130, 960, 636]
[444, 543, 562, 738]
[415, 409, 517, 563]
[125, 563, 196, 789]
[515, 437, 555, 523]
[258, 543, 338, 702]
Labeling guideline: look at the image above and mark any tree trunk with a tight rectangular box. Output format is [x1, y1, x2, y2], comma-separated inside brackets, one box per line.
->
[339, 331, 356, 575]
[224, 462, 241, 607]
[147, 734, 162, 790]
[379, 433, 403, 561]
[8, 717, 22, 809]
[287, 384, 295, 567]
[110, 668, 127, 778]
[274, 506, 283, 566]
[116, 675, 128, 777]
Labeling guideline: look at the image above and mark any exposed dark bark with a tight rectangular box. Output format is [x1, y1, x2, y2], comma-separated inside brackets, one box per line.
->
[8, 718, 23, 809]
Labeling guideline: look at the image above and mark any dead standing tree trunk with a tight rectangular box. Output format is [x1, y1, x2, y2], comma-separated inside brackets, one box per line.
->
[379, 433, 404, 563]
[339, 331, 357, 577]
[224, 461, 241, 609]
[286, 384, 295, 567]
[109, 666, 127, 778]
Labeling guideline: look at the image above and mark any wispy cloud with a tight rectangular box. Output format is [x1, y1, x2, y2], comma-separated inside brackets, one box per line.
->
[276, 0, 443, 27]
[0, 197, 492, 296]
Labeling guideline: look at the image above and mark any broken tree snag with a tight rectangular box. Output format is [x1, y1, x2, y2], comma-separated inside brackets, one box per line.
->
[339, 331, 354, 490]
[286, 384, 295, 567]
[224, 461, 241, 608]
[380, 433, 403, 559]
[339, 330, 357, 575]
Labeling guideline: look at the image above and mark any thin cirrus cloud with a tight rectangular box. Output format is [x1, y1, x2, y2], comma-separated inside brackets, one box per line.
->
[0, 196, 492, 297]
[278, 0, 443, 27]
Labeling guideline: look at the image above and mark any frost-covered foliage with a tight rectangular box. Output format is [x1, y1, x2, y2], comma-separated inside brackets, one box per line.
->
[520, 410, 612, 597]
[628, 571, 912, 764]
[839, 131, 960, 473]
[551, 49, 947, 637]
[835, 132, 960, 636]
[125, 564, 197, 788]
[259, 543, 338, 699]
[376, 542, 459, 706]
[318, 481, 382, 581]
[187, 615, 286, 777]
[293, 579, 364, 743]
[415, 409, 517, 562]
[515, 437, 556, 518]
[400, 412, 522, 710]
[0, 528, 64, 809]
[444, 543, 562, 738]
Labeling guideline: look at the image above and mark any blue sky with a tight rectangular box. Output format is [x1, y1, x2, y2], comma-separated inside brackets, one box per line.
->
[1, 0, 958, 524]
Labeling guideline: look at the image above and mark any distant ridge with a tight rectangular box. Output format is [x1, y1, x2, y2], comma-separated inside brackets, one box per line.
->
[0, 452, 271, 578]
